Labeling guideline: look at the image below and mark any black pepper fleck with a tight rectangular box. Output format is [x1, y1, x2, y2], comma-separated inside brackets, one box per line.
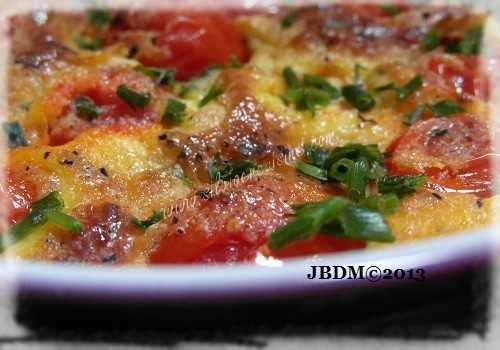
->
[431, 192, 443, 200]
[43, 151, 50, 159]
[158, 134, 167, 140]
[100, 168, 109, 177]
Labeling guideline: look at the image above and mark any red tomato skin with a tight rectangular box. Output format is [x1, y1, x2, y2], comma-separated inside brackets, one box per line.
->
[427, 55, 490, 100]
[129, 13, 249, 80]
[0, 171, 37, 226]
[269, 235, 366, 259]
[386, 115, 494, 197]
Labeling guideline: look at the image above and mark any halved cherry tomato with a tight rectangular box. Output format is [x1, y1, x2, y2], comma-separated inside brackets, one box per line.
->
[0, 171, 37, 226]
[124, 13, 249, 81]
[427, 54, 490, 100]
[46, 68, 155, 145]
[386, 114, 495, 197]
[269, 235, 366, 259]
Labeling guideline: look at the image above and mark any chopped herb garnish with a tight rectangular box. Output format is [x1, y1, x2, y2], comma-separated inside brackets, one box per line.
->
[281, 67, 339, 116]
[162, 99, 186, 125]
[360, 193, 400, 214]
[403, 105, 426, 125]
[207, 155, 259, 182]
[74, 36, 102, 51]
[376, 75, 423, 101]
[131, 211, 164, 230]
[281, 11, 299, 29]
[303, 74, 341, 99]
[199, 84, 223, 107]
[380, 4, 403, 16]
[304, 144, 330, 168]
[342, 85, 376, 112]
[395, 75, 423, 101]
[457, 26, 483, 55]
[326, 143, 382, 165]
[1, 192, 82, 252]
[45, 210, 83, 233]
[2, 121, 28, 148]
[296, 161, 328, 181]
[283, 67, 301, 89]
[134, 66, 176, 86]
[268, 196, 394, 250]
[116, 84, 151, 108]
[430, 100, 465, 117]
[88, 9, 111, 27]
[378, 175, 427, 197]
[74, 96, 102, 120]
[421, 29, 441, 51]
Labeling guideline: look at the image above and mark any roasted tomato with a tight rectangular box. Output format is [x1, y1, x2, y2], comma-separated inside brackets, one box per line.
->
[386, 114, 495, 197]
[269, 235, 366, 259]
[123, 12, 249, 80]
[149, 174, 363, 264]
[0, 170, 37, 226]
[426, 54, 490, 100]
[45, 68, 156, 145]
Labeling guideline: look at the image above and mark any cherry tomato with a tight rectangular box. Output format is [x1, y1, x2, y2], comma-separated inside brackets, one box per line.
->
[126, 13, 249, 80]
[427, 54, 489, 100]
[269, 235, 366, 259]
[386, 114, 495, 197]
[46, 68, 155, 145]
[0, 171, 37, 226]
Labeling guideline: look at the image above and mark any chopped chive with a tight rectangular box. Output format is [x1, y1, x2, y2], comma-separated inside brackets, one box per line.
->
[131, 210, 164, 230]
[116, 84, 151, 108]
[342, 85, 376, 112]
[327, 143, 382, 166]
[378, 175, 427, 197]
[321, 203, 395, 242]
[199, 84, 223, 107]
[421, 29, 441, 51]
[304, 144, 330, 168]
[2, 121, 28, 148]
[430, 100, 465, 117]
[268, 196, 394, 250]
[45, 210, 83, 233]
[162, 99, 186, 125]
[283, 66, 301, 89]
[380, 4, 403, 17]
[207, 155, 259, 183]
[281, 11, 299, 29]
[360, 193, 400, 214]
[296, 161, 328, 181]
[74, 96, 102, 120]
[457, 26, 483, 55]
[1, 192, 82, 252]
[134, 66, 176, 86]
[74, 36, 102, 51]
[88, 9, 111, 27]
[395, 75, 423, 101]
[303, 74, 341, 99]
